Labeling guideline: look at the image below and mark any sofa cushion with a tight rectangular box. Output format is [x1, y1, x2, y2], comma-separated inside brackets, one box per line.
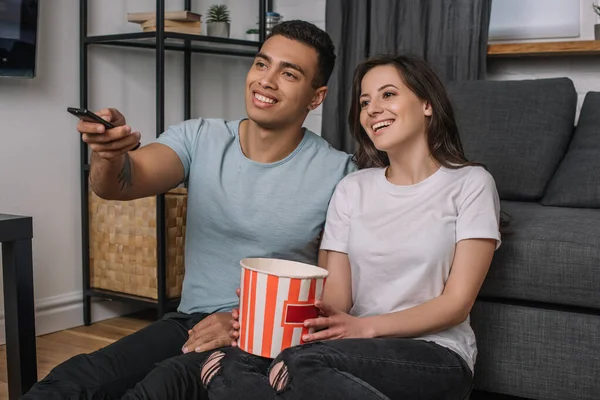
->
[446, 78, 577, 201]
[541, 91, 600, 208]
[479, 201, 600, 309]
[471, 301, 600, 400]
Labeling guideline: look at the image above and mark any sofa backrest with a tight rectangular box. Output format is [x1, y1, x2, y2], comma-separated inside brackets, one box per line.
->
[446, 77, 577, 201]
[541, 91, 600, 208]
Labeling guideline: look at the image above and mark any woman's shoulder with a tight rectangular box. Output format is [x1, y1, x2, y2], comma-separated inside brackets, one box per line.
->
[443, 164, 496, 185]
[441, 164, 499, 201]
[337, 167, 384, 187]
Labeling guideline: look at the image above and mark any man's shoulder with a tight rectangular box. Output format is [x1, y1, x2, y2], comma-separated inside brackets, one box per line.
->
[174, 117, 241, 139]
[302, 130, 348, 155]
[301, 130, 356, 172]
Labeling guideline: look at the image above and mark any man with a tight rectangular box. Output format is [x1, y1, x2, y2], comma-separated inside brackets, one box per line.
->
[23, 20, 356, 399]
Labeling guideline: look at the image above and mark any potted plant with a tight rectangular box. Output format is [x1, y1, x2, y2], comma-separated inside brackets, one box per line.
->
[246, 28, 259, 41]
[594, 3, 600, 40]
[206, 4, 230, 38]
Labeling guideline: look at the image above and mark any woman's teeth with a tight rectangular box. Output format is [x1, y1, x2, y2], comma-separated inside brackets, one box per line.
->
[372, 120, 394, 131]
[254, 93, 277, 104]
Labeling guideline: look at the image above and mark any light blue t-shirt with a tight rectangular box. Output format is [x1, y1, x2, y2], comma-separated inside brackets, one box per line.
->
[154, 118, 356, 314]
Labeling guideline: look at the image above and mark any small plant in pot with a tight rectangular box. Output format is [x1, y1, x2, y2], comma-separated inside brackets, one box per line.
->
[206, 4, 230, 38]
[594, 3, 600, 40]
[246, 28, 259, 41]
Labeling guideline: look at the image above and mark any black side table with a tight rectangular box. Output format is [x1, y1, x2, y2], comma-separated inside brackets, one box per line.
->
[0, 214, 38, 399]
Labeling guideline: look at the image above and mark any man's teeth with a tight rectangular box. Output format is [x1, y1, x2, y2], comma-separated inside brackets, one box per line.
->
[255, 93, 277, 104]
[372, 120, 394, 131]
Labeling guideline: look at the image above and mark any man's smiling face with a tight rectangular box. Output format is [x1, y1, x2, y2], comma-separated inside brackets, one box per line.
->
[245, 34, 323, 130]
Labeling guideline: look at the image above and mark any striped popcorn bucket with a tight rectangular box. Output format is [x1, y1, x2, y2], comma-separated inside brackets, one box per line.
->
[237, 258, 328, 359]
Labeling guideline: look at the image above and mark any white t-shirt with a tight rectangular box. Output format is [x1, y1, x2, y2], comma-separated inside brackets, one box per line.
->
[320, 165, 502, 373]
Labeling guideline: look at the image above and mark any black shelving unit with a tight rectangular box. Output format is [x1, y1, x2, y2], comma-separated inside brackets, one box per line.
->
[79, 0, 271, 325]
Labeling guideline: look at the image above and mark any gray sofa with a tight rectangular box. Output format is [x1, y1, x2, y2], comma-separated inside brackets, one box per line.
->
[446, 77, 599, 400]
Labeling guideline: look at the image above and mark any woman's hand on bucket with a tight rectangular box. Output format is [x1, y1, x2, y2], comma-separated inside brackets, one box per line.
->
[302, 300, 375, 342]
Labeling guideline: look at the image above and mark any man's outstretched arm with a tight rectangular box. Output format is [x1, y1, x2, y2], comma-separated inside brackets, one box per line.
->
[89, 143, 184, 201]
[80, 108, 184, 200]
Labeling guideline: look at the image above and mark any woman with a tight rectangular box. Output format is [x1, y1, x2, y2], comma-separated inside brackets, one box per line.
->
[200, 54, 502, 400]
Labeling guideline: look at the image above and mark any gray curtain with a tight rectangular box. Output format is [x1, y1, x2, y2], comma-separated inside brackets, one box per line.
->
[322, 0, 492, 153]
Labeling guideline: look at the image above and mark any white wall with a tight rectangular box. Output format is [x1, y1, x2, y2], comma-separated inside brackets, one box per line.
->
[489, 0, 583, 41]
[487, 0, 600, 120]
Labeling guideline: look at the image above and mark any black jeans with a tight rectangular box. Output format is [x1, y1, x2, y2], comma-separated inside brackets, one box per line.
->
[22, 312, 215, 400]
[204, 338, 473, 400]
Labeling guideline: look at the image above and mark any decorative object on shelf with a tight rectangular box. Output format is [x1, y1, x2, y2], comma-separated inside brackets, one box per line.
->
[265, 11, 282, 36]
[246, 28, 259, 41]
[594, 2, 600, 40]
[88, 187, 188, 300]
[127, 10, 202, 34]
[206, 4, 231, 38]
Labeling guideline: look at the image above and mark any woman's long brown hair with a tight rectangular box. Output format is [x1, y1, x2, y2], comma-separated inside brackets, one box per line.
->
[348, 54, 480, 170]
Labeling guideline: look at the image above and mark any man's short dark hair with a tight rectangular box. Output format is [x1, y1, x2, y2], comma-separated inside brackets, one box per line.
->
[268, 20, 336, 88]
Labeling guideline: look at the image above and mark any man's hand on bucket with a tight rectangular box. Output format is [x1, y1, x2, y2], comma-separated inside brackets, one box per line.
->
[182, 311, 240, 353]
[230, 288, 242, 345]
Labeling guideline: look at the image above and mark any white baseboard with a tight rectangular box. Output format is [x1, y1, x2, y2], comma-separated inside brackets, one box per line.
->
[0, 291, 147, 345]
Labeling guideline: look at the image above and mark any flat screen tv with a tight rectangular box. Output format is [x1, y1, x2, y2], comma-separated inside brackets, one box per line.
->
[0, 0, 39, 78]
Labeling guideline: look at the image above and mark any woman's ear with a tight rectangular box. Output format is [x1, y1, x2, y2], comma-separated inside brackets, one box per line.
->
[423, 101, 433, 117]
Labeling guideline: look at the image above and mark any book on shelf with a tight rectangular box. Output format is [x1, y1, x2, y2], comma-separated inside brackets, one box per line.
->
[128, 11, 202, 35]
[140, 19, 199, 29]
[127, 10, 201, 23]
[142, 25, 202, 34]
[141, 19, 201, 34]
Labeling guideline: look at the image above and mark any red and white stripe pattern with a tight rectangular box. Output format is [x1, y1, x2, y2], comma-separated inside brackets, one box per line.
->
[238, 267, 325, 359]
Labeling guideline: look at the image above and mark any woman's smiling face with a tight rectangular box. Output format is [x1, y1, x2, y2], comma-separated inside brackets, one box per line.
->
[359, 65, 432, 152]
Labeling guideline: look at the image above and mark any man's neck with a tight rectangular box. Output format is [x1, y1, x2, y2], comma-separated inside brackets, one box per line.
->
[239, 119, 305, 164]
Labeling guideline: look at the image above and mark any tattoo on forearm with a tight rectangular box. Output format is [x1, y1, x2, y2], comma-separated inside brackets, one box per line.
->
[117, 154, 133, 191]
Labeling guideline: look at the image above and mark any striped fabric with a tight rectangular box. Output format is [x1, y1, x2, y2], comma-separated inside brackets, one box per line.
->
[238, 267, 325, 359]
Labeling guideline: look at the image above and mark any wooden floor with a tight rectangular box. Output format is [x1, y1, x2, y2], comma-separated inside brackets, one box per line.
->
[0, 311, 154, 400]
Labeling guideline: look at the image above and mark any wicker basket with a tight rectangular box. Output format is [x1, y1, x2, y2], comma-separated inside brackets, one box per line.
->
[88, 187, 187, 299]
